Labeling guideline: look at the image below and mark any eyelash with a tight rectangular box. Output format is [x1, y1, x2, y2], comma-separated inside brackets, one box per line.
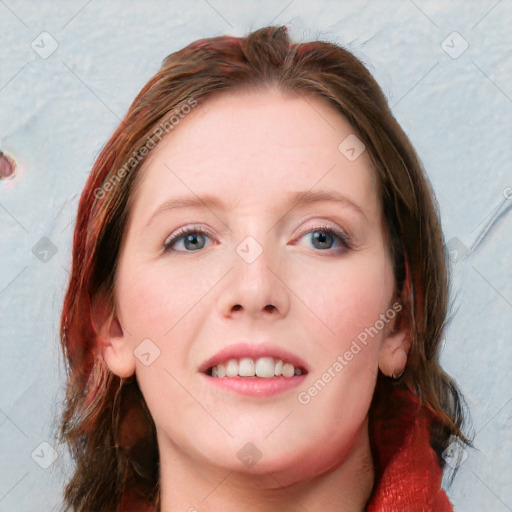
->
[305, 224, 353, 251]
[162, 225, 353, 253]
[163, 226, 212, 253]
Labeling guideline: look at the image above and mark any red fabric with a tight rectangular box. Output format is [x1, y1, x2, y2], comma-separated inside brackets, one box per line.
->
[366, 385, 453, 511]
[120, 386, 452, 511]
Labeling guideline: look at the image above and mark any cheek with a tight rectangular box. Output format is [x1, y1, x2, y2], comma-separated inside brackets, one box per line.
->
[291, 256, 394, 443]
[116, 258, 214, 339]
[116, 260, 213, 423]
[318, 260, 394, 326]
[297, 253, 394, 356]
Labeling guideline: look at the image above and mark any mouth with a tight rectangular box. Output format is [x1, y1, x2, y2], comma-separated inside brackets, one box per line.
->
[199, 342, 309, 396]
[205, 356, 308, 378]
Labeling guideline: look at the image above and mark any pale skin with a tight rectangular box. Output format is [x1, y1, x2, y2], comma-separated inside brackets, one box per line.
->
[93, 87, 410, 511]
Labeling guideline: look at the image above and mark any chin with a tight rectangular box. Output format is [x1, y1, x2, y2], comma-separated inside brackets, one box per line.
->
[203, 434, 337, 480]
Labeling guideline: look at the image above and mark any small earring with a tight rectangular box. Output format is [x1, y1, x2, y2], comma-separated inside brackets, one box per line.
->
[392, 368, 405, 379]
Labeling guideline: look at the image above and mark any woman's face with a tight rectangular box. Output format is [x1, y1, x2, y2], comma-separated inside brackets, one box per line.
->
[105, 88, 403, 482]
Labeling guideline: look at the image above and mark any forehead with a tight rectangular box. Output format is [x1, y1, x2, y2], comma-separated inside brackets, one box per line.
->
[129, 88, 378, 221]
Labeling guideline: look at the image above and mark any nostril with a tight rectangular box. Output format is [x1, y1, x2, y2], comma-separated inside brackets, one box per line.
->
[232, 304, 242, 311]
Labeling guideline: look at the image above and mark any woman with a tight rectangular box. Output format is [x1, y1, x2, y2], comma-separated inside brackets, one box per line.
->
[57, 25, 470, 511]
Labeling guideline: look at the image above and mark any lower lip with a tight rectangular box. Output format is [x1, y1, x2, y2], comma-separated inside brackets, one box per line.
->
[200, 373, 307, 397]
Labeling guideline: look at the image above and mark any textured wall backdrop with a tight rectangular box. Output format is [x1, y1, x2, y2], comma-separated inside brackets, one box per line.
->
[0, 1, 511, 511]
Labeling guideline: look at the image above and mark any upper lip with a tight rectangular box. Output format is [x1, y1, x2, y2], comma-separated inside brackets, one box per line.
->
[199, 341, 309, 373]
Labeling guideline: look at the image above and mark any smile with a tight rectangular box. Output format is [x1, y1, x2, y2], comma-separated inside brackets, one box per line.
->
[199, 342, 309, 395]
[207, 356, 306, 378]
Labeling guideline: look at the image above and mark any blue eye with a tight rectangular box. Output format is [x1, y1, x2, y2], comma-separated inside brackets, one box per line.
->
[163, 228, 211, 252]
[163, 226, 351, 254]
[300, 227, 351, 251]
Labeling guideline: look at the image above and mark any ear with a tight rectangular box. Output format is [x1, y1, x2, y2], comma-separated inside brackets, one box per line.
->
[378, 308, 412, 378]
[90, 292, 136, 378]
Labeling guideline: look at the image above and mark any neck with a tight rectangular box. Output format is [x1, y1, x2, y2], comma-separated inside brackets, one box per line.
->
[158, 425, 374, 512]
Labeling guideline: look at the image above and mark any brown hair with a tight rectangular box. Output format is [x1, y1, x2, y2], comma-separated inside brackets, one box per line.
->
[56, 25, 470, 512]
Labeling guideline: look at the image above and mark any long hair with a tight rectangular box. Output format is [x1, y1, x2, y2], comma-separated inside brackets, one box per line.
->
[57, 25, 470, 512]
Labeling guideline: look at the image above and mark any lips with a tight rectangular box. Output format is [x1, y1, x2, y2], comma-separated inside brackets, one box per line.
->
[199, 341, 309, 376]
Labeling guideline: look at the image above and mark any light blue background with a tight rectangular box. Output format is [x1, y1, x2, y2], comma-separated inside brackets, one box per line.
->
[1, 1, 511, 511]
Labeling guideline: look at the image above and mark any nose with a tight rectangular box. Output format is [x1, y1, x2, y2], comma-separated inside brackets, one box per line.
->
[217, 238, 290, 320]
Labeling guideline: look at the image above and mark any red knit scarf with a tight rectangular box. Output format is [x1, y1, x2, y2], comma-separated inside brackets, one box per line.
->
[366, 385, 453, 511]
[120, 386, 453, 511]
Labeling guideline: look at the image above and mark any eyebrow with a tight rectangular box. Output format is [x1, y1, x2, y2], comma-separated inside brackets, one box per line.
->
[146, 189, 367, 227]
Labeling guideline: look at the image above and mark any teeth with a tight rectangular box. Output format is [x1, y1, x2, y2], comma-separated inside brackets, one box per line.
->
[255, 357, 275, 378]
[225, 358, 238, 377]
[239, 357, 255, 377]
[282, 362, 295, 377]
[208, 357, 304, 378]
